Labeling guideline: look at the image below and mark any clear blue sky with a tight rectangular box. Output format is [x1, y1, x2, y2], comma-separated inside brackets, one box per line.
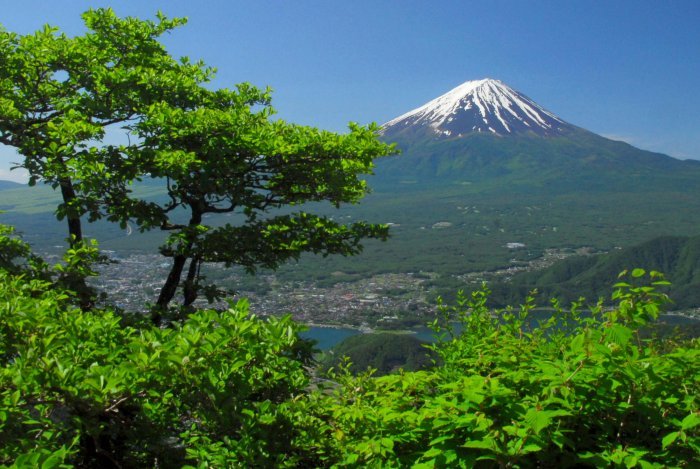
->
[2, 0, 699, 182]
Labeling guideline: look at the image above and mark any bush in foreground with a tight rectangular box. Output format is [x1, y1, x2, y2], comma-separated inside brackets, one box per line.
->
[1, 261, 698, 467]
[0, 270, 319, 467]
[312, 272, 699, 467]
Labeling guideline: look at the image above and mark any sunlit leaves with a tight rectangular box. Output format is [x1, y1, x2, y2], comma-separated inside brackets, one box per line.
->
[311, 271, 699, 467]
[1, 257, 698, 466]
[136, 83, 395, 309]
[0, 266, 315, 467]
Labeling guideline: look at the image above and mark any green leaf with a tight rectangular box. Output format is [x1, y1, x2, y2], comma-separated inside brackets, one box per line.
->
[40, 451, 65, 469]
[524, 408, 552, 434]
[521, 442, 544, 454]
[661, 431, 679, 449]
[605, 324, 633, 346]
[681, 412, 700, 430]
[412, 462, 436, 469]
[443, 450, 458, 464]
[380, 437, 394, 450]
[429, 435, 453, 446]
[570, 333, 585, 353]
[463, 438, 498, 451]
[631, 268, 646, 278]
[423, 447, 442, 458]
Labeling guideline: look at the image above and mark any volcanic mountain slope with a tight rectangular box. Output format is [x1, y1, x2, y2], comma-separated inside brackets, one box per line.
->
[376, 79, 700, 190]
[382, 78, 573, 139]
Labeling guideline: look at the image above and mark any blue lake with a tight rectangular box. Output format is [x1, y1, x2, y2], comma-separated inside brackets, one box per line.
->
[301, 313, 699, 350]
[300, 325, 447, 350]
[300, 327, 362, 351]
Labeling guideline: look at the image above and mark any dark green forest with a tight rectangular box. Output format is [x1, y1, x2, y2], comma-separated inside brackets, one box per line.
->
[319, 333, 436, 376]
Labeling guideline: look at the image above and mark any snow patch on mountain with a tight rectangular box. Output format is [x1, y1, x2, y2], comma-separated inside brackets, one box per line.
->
[382, 79, 572, 137]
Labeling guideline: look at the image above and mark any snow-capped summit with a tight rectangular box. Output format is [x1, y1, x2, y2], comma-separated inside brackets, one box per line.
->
[382, 78, 573, 138]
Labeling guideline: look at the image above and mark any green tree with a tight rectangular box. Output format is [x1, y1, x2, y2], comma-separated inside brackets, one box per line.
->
[0, 8, 209, 305]
[131, 86, 395, 315]
[1, 9, 394, 314]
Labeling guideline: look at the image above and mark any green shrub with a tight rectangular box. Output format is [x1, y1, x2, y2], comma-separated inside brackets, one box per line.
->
[311, 271, 699, 467]
[1, 222, 698, 467]
[0, 271, 318, 467]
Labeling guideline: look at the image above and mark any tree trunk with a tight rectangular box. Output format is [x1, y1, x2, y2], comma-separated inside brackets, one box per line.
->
[152, 205, 203, 322]
[58, 176, 94, 310]
[183, 256, 201, 307]
[59, 177, 83, 245]
[153, 254, 188, 322]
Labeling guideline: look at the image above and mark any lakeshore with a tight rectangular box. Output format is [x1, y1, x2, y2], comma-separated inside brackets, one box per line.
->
[302, 312, 700, 350]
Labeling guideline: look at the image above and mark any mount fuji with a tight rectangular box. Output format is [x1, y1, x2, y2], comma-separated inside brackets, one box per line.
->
[382, 78, 572, 139]
[375, 78, 699, 189]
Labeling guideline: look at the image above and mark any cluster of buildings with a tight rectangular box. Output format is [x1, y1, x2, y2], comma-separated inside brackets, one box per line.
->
[89, 253, 434, 328]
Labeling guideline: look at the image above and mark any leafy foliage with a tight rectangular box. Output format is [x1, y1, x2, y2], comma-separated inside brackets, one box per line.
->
[0, 222, 320, 467]
[0, 272, 319, 467]
[309, 271, 699, 467]
[2, 233, 697, 467]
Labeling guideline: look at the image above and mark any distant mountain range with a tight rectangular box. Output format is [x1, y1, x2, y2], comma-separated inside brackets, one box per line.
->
[489, 234, 700, 310]
[0, 180, 22, 191]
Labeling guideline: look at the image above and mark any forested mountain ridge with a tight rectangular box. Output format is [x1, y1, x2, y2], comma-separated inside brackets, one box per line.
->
[489, 235, 700, 308]
[0, 180, 22, 190]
